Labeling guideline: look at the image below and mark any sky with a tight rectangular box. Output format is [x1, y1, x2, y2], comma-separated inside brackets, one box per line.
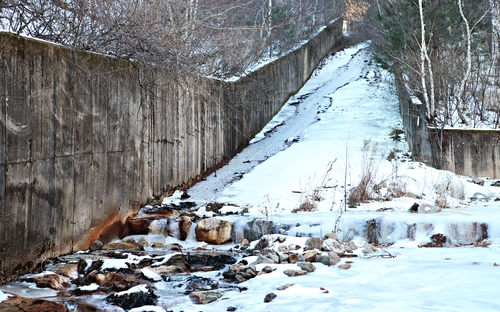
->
[2, 42, 500, 312]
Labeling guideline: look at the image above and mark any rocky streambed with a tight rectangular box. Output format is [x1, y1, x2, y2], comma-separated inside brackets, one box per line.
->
[0, 195, 402, 312]
[2, 192, 495, 311]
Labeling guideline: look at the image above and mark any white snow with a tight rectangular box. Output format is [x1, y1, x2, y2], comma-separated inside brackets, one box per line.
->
[3, 41, 500, 311]
[142, 268, 163, 282]
[163, 42, 500, 311]
[0, 290, 12, 303]
[79, 283, 99, 291]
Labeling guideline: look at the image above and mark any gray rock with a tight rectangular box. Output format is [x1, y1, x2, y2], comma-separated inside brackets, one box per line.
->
[251, 255, 277, 265]
[315, 253, 340, 266]
[277, 283, 295, 291]
[264, 293, 277, 303]
[305, 237, 323, 250]
[189, 289, 225, 304]
[297, 262, 316, 272]
[323, 238, 345, 256]
[283, 269, 308, 277]
[338, 263, 352, 270]
[362, 245, 377, 254]
[89, 240, 104, 252]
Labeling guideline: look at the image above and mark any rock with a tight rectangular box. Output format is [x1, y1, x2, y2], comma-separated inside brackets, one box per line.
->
[235, 274, 246, 283]
[288, 253, 300, 263]
[362, 244, 377, 254]
[283, 269, 307, 277]
[122, 234, 168, 248]
[492, 180, 500, 187]
[75, 301, 125, 311]
[304, 237, 323, 250]
[328, 252, 342, 265]
[178, 216, 193, 240]
[55, 263, 79, 280]
[2, 297, 69, 312]
[227, 306, 237, 311]
[195, 218, 234, 244]
[322, 238, 345, 256]
[102, 241, 143, 252]
[243, 219, 275, 242]
[323, 232, 338, 240]
[105, 286, 158, 309]
[254, 237, 269, 250]
[189, 289, 225, 304]
[338, 263, 352, 270]
[251, 254, 277, 265]
[418, 203, 442, 214]
[349, 241, 358, 250]
[240, 238, 250, 250]
[277, 283, 294, 291]
[297, 262, 316, 272]
[421, 233, 447, 247]
[90, 240, 104, 251]
[261, 266, 274, 274]
[123, 215, 158, 236]
[264, 293, 277, 303]
[471, 178, 485, 186]
[279, 253, 289, 263]
[28, 273, 71, 291]
[302, 250, 317, 262]
[409, 202, 419, 213]
[315, 253, 339, 266]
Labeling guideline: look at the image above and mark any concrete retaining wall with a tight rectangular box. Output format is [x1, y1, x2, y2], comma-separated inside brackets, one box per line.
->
[394, 72, 500, 179]
[0, 19, 344, 283]
[429, 128, 500, 178]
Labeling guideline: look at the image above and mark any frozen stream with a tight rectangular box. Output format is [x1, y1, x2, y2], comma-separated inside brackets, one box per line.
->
[2, 43, 500, 311]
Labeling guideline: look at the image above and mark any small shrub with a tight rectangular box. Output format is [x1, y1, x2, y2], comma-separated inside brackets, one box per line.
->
[389, 128, 405, 141]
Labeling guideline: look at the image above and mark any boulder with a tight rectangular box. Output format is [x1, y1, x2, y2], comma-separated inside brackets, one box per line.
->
[102, 241, 143, 252]
[302, 250, 317, 262]
[304, 237, 323, 250]
[55, 263, 79, 280]
[243, 219, 275, 242]
[195, 218, 234, 244]
[178, 216, 193, 240]
[2, 297, 68, 312]
[323, 238, 345, 256]
[189, 289, 225, 304]
[283, 269, 307, 277]
[296, 262, 316, 272]
[75, 302, 125, 311]
[315, 252, 340, 266]
[338, 263, 352, 270]
[251, 254, 277, 266]
[89, 240, 104, 252]
[28, 273, 71, 291]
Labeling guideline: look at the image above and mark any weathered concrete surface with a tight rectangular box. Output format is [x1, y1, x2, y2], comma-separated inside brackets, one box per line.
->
[395, 72, 500, 179]
[429, 128, 500, 178]
[0, 19, 343, 283]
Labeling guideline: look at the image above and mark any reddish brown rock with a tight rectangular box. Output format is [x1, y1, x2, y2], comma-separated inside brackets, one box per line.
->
[29, 273, 71, 291]
[2, 297, 68, 312]
[55, 263, 79, 280]
[178, 216, 193, 241]
[302, 250, 317, 262]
